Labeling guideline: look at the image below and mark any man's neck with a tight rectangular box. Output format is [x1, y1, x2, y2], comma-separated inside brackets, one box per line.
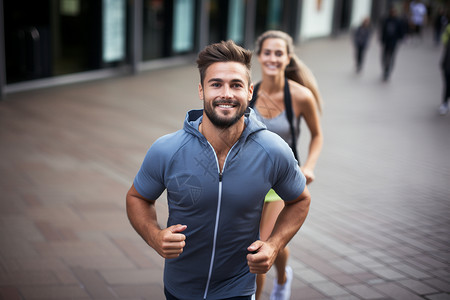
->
[199, 115, 245, 169]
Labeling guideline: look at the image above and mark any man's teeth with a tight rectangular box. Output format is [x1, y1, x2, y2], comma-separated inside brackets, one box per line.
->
[219, 104, 233, 108]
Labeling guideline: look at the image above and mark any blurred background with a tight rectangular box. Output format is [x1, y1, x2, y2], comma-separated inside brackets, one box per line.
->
[1, 0, 450, 300]
[1, 0, 446, 99]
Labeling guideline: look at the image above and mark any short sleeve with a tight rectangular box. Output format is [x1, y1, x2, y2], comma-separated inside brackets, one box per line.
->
[271, 141, 306, 202]
[133, 140, 168, 201]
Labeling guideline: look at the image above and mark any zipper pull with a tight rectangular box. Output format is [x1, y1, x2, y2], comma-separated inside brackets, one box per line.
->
[219, 172, 223, 182]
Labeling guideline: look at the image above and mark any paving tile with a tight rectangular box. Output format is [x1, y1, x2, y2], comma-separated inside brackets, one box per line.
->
[398, 279, 439, 295]
[345, 284, 385, 299]
[290, 285, 328, 300]
[34, 221, 79, 242]
[100, 269, 163, 286]
[62, 255, 135, 270]
[373, 282, 426, 300]
[293, 267, 328, 285]
[412, 254, 450, 270]
[327, 274, 360, 286]
[329, 259, 366, 275]
[19, 285, 90, 299]
[0, 286, 22, 300]
[310, 281, 352, 297]
[112, 283, 164, 300]
[0, 270, 59, 286]
[300, 254, 344, 277]
[72, 267, 117, 299]
[10, 257, 66, 272]
[391, 262, 433, 280]
[424, 293, 450, 300]
[347, 254, 385, 269]
[111, 238, 160, 269]
[433, 270, 450, 282]
[370, 267, 407, 281]
[423, 278, 450, 293]
[52, 269, 80, 285]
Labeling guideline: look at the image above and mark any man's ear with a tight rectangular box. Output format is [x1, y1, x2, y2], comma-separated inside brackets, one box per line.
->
[247, 83, 254, 101]
[198, 83, 204, 100]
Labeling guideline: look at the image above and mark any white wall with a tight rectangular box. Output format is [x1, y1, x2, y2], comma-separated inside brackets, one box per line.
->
[299, 0, 335, 41]
[350, 0, 372, 28]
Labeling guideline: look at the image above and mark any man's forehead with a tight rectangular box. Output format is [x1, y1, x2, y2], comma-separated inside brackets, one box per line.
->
[204, 62, 249, 83]
[206, 62, 247, 76]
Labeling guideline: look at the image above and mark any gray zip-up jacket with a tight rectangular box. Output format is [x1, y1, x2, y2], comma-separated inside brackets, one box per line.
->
[134, 108, 306, 299]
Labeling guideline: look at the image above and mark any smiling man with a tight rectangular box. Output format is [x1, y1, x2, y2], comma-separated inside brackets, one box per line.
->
[126, 40, 311, 300]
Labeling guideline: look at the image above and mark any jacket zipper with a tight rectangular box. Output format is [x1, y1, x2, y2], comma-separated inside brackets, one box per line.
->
[203, 142, 235, 299]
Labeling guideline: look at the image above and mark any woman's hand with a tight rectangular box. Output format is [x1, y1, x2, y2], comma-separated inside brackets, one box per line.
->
[301, 167, 315, 185]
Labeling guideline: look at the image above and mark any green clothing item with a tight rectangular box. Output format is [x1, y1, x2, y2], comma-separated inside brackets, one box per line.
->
[441, 24, 450, 45]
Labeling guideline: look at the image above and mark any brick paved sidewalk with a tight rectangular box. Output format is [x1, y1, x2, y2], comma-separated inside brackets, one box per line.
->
[0, 31, 449, 300]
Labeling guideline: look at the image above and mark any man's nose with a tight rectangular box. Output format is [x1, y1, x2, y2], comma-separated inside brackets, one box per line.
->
[222, 85, 233, 99]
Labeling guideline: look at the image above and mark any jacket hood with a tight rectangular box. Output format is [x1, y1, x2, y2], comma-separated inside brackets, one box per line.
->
[183, 108, 267, 143]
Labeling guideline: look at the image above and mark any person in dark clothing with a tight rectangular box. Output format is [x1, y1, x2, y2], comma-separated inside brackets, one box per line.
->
[380, 6, 405, 81]
[434, 8, 448, 46]
[353, 17, 372, 72]
[439, 24, 450, 115]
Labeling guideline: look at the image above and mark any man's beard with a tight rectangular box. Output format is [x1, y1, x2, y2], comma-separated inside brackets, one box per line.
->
[203, 97, 247, 129]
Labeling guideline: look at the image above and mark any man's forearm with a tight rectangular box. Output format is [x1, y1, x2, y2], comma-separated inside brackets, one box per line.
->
[267, 187, 311, 253]
[126, 189, 160, 247]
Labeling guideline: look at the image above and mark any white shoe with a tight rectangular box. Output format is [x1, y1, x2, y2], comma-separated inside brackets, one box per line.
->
[438, 103, 449, 115]
[270, 266, 293, 300]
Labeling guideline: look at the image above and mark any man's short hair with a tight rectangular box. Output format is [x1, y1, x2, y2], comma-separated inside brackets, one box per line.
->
[196, 40, 252, 87]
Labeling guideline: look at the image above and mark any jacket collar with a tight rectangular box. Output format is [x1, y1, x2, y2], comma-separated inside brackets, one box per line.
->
[183, 107, 266, 143]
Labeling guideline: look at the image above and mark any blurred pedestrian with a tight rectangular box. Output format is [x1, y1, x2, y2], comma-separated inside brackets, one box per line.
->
[433, 8, 448, 46]
[353, 17, 372, 72]
[409, 0, 427, 42]
[439, 24, 450, 115]
[380, 6, 405, 81]
[251, 30, 323, 300]
[126, 40, 311, 300]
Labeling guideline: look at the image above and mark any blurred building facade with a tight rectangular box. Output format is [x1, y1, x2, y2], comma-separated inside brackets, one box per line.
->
[0, 0, 393, 100]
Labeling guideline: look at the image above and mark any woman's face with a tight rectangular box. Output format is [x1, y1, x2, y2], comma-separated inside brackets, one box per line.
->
[258, 38, 291, 77]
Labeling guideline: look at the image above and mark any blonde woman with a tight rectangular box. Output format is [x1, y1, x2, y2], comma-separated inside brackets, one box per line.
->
[251, 30, 323, 300]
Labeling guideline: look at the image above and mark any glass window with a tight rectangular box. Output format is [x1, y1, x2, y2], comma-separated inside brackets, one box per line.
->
[142, 0, 197, 60]
[227, 0, 245, 44]
[4, 0, 129, 84]
[255, 0, 284, 38]
[102, 0, 126, 63]
[209, 0, 245, 45]
[142, 0, 169, 60]
[172, 0, 195, 53]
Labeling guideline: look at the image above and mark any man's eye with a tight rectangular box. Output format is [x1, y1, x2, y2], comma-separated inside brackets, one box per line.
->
[232, 83, 243, 88]
[211, 83, 221, 87]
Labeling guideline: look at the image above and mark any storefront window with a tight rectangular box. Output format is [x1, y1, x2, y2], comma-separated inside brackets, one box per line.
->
[227, 0, 245, 44]
[172, 0, 195, 53]
[255, 0, 284, 38]
[209, 0, 245, 45]
[143, 0, 197, 60]
[102, 0, 126, 63]
[4, 0, 129, 84]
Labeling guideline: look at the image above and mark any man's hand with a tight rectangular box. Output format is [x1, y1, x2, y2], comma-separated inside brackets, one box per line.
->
[126, 184, 188, 259]
[153, 224, 187, 259]
[247, 187, 311, 274]
[246, 240, 278, 274]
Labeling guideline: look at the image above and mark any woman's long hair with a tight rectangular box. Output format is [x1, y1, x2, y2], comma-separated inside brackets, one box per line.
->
[255, 30, 323, 114]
